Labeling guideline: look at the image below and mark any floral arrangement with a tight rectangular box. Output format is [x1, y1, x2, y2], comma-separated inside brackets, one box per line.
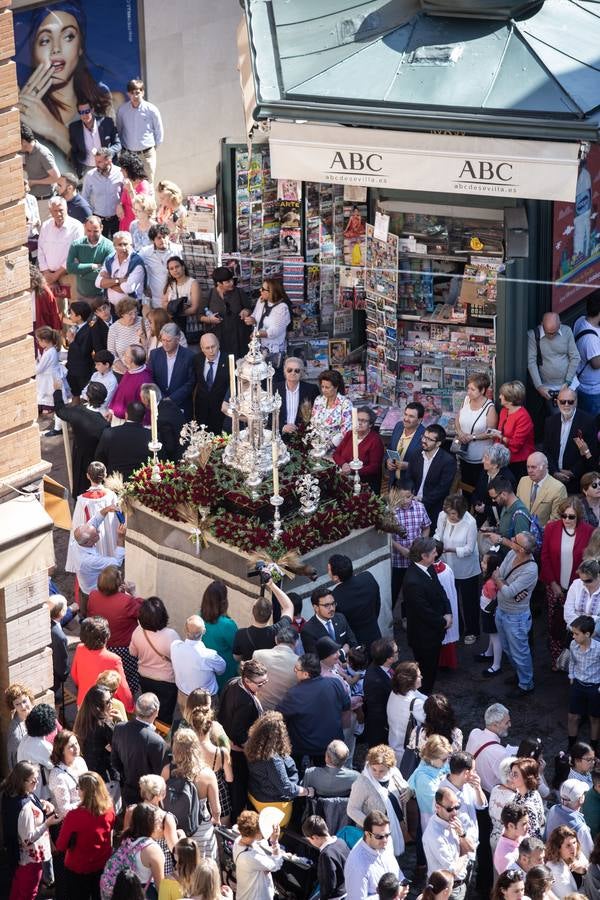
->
[121, 429, 389, 558]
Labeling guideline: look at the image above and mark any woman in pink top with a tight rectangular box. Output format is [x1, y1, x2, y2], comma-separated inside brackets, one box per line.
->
[107, 344, 151, 424]
[117, 152, 152, 232]
[129, 597, 180, 725]
[71, 617, 134, 713]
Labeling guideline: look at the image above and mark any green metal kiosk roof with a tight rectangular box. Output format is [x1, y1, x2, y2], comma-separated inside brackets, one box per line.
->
[242, 0, 600, 140]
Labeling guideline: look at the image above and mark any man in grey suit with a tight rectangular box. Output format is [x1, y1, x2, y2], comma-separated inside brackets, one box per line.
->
[302, 740, 359, 797]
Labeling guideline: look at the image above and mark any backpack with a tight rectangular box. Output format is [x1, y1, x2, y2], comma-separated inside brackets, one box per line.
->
[162, 775, 201, 837]
[511, 508, 543, 554]
[100, 836, 152, 900]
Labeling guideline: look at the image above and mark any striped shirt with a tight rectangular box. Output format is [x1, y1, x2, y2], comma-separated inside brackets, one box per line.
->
[391, 500, 431, 568]
[569, 638, 600, 685]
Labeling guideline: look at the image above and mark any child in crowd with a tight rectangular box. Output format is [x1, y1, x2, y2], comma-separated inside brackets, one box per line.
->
[35, 326, 69, 434]
[81, 349, 118, 410]
[342, 645, 368, 737]
[568, 615, 600, 752]
[493, 802, 530, 875]
[476, 551, 503, 677]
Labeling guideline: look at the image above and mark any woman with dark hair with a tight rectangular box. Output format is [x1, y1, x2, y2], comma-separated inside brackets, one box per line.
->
[66, 299, 95, 400]
[116, 151, 151, 232]
[70, 616, 133, 712]
[564, 559, 600, 630]
[48, 730, 87, 820]
[554, 742, 596, 790]
[16, 2, 123, 166]
[545, 825, 588, 898]
[246, 278, 291, 369]
[417, 870, 453, 900]
[246, 712, 312, 825]
[201, 266, 253, 360]
[107, 298, 146, 375]
[580, 472, 600, 527]
[162, 256, 201, 346]
[56, 771, 115, 897]
[387, 661, 427, 767]
[87, 564, 142, 692]
[30, 263, 62, 334]
[454, 372, 498, 491]
[311, 369, 353, 451]
[200, 580, 238, 691]
[490, 869, 527, 900]
[129, 597, 181, 724]
[409, 693, 463, 754]
[510, 757, 546, 838]
[73, 685, 115, 783]
[1, 760, 60, 895]
[332, 405, 385, 494]
[434, 492, 481, 645]
[540, 496, 594, 668]
[114, 802, 165, 895]
[524, 865, 559, 900]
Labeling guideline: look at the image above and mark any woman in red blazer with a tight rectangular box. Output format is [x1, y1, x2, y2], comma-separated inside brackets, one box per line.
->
[70, 616, 134, 712]
[540, 496, 594, 668]
[56, 771, 115, 897]
[490, 381, 535, 481]
[332, 406, 385, 494]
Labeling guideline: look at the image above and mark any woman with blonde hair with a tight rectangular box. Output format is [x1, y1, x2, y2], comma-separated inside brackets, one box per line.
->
[157, 180, 186, 237]
[158, 837, 200, 900]
[56, 771, 115, 897]
[347, 743, 412, 858]
[130, 193, 157, 251]
[189, 857, 232, 900]
[123, 775, 181, 878]
[145, 307, 187, 353]
[167, 727, 220, 857]
[488, 380, 535, 481]
[189, 705, 233, 826]
[407, 735, 452, 829]
[96, 669, 127, 722]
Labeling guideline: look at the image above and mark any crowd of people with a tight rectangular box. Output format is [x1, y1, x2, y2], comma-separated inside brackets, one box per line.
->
[13, 79, 600, 900]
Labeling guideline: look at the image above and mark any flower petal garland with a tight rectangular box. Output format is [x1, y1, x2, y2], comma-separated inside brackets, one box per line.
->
[123, 436, 388, 557]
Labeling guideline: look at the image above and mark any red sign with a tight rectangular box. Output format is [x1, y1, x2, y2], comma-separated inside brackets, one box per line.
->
[552, 145, 600, 314]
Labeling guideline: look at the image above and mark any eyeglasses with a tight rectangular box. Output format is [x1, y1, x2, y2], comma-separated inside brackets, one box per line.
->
[78, 106, 92, 114]
[319, 601, 336, 609]
[557, 399, 575, 405]
[368, 831, 391, 840]
[440, 804, 461, 812]
[561, 513, 577, 520]
[251, 679, 268, 687]
[581, 756, 596, 762]
[590, 482, 600, 489]
[286, 368, 301, 374]
[581, 578, 595, 585]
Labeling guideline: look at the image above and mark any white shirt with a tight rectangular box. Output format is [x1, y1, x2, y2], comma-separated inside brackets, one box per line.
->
[564, 577, 600, 628]
[559, 529, 576, 591]
[417, 448, 439, 500]
[387, 689, 426, 766]
[344, 839, 400, 900]
[83, 119, 101, 167]
[434, 511, 481, 580]
[465, 728, 519, 794]
[558, 413, 575, 470]
[95, 255, 146, 307]
[37, 215, 84, 271]
[285, 385, 300, 425]
[170, 637, 226, 695]
[422, 813, 467, 879]
[439, 777, 487, 857]
[546, 859, 580, 899]
[233, 838, 283, 900]
[140, 243, 182, 307]
[251, 300, 290, 353]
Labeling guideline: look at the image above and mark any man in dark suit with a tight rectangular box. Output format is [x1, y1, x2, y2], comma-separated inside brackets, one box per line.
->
[274, 357, 319, 436]
[139, 383, 185, 462]
[149, 323, 196, 420]
[53, 381, 109, 497]
[69, 103, 121, 177]
[192, 332, 229, 434]
[408, 424, 457, 526]
[301, 586, 357, 657]
[95, 402, 150, 480]
[111, 693, 169, 805]
[362, 638, 398, 747]
[403, 537, 452, 693]
[387, 402, 426, 488]
[543, 387, 598, 495]
[328, 554, 381, 652]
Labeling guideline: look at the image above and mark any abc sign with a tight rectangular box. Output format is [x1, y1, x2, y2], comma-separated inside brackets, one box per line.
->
[329, 151, 383, 173]
[458, 160, 513, 182]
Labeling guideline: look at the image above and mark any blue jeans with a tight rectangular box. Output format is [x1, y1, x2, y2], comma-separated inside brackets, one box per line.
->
[578, 390, 600, 417]
[495, 608, 534, 690]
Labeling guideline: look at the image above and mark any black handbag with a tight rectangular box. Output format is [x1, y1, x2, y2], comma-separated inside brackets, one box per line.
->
[398, 700, 421, 779]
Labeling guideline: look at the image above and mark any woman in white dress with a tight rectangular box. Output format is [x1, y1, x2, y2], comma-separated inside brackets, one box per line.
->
[434, 494, 482, 646]
[246, 279, 291, 373]
[35, 326, 69, 435]
[387, 661, 427, 767]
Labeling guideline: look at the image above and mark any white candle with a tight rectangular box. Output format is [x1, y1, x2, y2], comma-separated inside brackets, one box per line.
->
[351, 407, 359, 460]
[228, 354, 236, 400]
[149, 389, 158, 443]
[272, 440, 279, 496]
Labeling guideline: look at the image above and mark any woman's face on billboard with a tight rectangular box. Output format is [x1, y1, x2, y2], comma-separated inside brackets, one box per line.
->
[33, 11, 82, 84]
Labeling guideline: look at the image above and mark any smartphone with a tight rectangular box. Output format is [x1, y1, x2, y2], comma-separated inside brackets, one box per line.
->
[115, 510, 125, 525]
[386, 450, 401, 462]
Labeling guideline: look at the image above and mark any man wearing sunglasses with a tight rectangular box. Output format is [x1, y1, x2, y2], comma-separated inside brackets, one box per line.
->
[68, 100, 121, 178]
[274, 357, 319, 436]
[344, 810, 402, 900]
[422, 787, 475, 900]
[543, 387, 598, 495]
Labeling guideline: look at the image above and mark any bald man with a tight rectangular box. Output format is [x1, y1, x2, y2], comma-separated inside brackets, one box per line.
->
[527, 312, 580, 411]
[170, 614, 226, 706]
[543, 387, 598, 494]
[73, 505, 125, 615]
[516, 451, 567, 526]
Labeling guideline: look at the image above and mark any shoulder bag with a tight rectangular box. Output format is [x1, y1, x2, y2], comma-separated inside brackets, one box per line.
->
[142, 628, 171, 663]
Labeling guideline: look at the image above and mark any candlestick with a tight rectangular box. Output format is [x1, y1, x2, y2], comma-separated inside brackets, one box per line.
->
[228, 354, 236, 400]
[148, 439, 163, 482]
[149, 389, 158, 444]
[270, 493, 283, 541]
[349, 458, 363, 495]
[351, 407, 359, 461]
[272, 440, 279, 496]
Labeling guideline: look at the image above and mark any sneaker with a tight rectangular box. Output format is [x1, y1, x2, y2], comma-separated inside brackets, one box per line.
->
[464, 634, 477, 645]
[43, 428, 62, 437]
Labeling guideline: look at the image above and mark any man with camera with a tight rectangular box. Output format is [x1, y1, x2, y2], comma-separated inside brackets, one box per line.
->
[232, 568, 295, 662]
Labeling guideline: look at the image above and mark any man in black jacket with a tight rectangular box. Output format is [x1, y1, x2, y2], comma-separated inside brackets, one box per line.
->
[408, 424, 457, 526]
[543, 387, 598, 495]
[69, 104, 121, 177]
[53, 380, 109, 497]
[95, 401, 150, 480]
[218, 659, 268, 820]
[328, 553, 381, 652]
[362, 638, 398, 747]
[140, 383, 185, 462]
[274, 357, 319, 436]
[192, 332, 229, 434]
[300, 586, 357, 657]
[403, 537, 452, 693]
[111, 693, 169, 805]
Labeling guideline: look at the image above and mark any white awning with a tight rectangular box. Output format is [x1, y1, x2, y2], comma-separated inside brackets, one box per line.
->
[269, 122, 582, 202]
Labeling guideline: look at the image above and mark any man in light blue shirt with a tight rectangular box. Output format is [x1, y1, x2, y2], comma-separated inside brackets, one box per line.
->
[171, 615, 226, 704]
[116, 78, 164, 182]
[82, 149, 123, 238]
[140, 223, 181, 308]
[344, 811, 402, 900]
[73, 505, 125, 614]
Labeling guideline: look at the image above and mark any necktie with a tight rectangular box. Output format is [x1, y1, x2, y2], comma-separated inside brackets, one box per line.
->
[206, 362, 214, 389]
[530, 482, 539, 506]
[326, 619, 335, 640]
